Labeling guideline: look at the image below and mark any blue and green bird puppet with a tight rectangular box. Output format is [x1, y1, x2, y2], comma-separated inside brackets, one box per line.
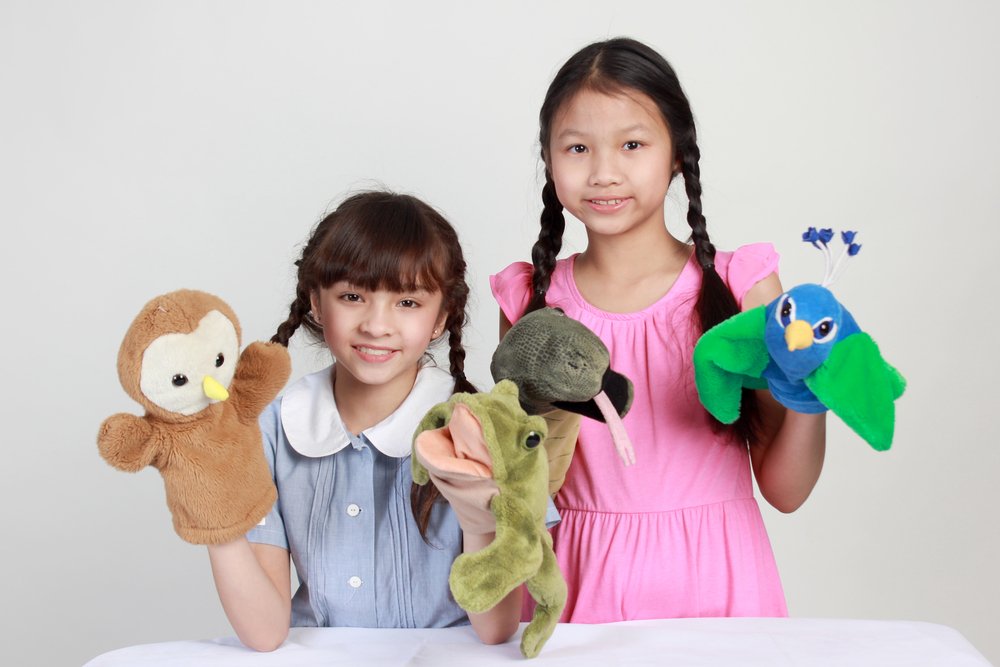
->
[693, 229, 906, 451]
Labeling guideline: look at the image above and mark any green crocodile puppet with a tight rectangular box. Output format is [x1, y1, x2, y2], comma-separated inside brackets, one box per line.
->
[412, 380, 566, 658]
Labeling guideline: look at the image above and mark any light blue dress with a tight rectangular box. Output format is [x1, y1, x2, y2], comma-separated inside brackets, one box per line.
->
[247, 364, 467, 628]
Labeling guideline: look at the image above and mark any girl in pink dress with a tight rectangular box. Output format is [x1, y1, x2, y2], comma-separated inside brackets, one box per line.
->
[491, 38, 827, 623]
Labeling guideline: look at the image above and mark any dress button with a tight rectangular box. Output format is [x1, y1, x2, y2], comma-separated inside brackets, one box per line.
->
[348, 576, 363, 589]
[346, 503, 361, 517]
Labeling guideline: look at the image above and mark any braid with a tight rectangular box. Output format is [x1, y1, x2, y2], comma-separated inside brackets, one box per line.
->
[680, 144, 760, 443]
[526, 177, 566, 315]
[446, 317, 477, 395]
[410, 481, 441, 546]
[270, 289, 311, 346]
[271, 247, 324, 346]
[679, 142, 738, 332]
[681, 144, 714, 270]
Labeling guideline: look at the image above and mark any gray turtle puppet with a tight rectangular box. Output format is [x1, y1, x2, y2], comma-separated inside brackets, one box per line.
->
[412, 307, 634, 658]
[491, 307, 634, 467]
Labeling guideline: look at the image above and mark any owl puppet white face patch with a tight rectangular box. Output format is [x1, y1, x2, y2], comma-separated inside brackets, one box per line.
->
[139, 310, 239, 415]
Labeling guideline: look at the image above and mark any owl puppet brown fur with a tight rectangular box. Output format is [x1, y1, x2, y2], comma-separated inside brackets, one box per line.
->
[98, 289, 290, 544]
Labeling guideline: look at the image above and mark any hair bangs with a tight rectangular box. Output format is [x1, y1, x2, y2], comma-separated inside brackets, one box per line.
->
[314, 198, 448, 295]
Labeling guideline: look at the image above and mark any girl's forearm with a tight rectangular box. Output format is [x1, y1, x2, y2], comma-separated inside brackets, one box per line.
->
[207, 538, 291, 651]
[462, 532, 522, 644]
[751, 406, 827, 513]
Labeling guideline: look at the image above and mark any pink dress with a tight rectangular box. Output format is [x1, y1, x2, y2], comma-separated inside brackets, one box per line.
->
[490, 244, 787, 623]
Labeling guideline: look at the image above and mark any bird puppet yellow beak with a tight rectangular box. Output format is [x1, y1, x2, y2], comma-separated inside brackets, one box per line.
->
[202, 375, 230, 402]
[784, 320, 814, 352]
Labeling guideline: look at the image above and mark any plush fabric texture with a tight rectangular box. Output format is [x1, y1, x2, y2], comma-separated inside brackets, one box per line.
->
[694, 283, 906, 451]
[492, 306, 636, 469]
[538, 409, 581, 497]
[491, 307, 633, 418]
[692, 306, 771, 424]
[413, 381, 566, 658]
[98, 290, 290, 544]
[804, 332, 906, 451]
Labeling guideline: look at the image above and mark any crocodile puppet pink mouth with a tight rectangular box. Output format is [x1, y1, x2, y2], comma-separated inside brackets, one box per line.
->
[414, 403, 493, 478]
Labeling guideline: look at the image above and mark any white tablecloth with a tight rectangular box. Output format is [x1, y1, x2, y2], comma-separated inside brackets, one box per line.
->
[84, 617, 992, 666]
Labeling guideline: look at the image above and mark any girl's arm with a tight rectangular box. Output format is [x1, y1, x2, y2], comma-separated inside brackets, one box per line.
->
[463, 532, 523, 644]
[743, 274, 827, 513]
[207, 539, 292, 651]
[499, 310, 514, 338]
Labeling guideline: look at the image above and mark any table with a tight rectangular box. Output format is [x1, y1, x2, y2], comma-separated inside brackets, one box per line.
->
[84, 617, 992, 666]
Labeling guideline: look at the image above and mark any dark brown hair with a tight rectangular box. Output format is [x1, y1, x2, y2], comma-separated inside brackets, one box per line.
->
[271, 190, 476, 534]
[527, 37, 760, 442]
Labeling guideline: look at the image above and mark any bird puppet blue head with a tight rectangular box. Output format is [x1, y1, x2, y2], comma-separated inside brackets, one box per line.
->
[765, 283, 860, 381]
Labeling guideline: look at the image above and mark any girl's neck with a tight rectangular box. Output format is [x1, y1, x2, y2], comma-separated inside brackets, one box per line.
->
[575, 226, 692, 313]
[331, 364, 420, 434]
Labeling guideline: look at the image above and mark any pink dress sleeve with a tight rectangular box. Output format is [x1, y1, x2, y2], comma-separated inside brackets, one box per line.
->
[489, 261, 533, 325]
[726, 243, 780, 309]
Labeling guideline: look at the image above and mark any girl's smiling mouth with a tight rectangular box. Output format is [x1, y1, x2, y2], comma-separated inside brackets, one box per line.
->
[355, 345, 398, 362]
[586, 197, 631, 211]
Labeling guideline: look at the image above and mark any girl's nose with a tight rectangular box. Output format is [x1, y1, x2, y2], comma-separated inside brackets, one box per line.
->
[589, 150, 623, 187]
[359, 303, 394, 336]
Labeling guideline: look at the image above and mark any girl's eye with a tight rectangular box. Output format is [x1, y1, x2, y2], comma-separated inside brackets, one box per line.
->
[569, 144, 587, 154]
[341, 293, 361, 302]
[623, 141, 641, 150]
[399, 299, 418, 308]
[215, 353, 224, 368]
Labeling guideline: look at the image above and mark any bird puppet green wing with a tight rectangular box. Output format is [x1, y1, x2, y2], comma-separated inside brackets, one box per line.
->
[692, 305, 771, 424]
[804, 332, 906, 452]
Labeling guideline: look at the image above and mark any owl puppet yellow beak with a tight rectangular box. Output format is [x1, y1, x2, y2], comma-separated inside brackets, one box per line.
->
[202, 375, 230, 402]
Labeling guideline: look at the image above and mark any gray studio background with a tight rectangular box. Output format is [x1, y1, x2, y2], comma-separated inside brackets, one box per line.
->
[2, 2, 997, 665]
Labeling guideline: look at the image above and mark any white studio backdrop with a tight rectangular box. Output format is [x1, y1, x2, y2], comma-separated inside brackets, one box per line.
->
[1, 2, 997, 665]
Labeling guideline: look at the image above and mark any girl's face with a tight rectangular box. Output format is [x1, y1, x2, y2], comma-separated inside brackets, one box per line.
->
[311, 282, 447, 394]
[547, 88, 676, 240]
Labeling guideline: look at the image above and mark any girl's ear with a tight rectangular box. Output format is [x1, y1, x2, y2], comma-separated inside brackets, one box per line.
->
[433, 311, 448, 340]
[309, 290, 322, 321]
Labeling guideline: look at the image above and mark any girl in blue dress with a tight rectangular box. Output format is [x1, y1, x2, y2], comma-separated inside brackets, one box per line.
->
[207, 191, 521, 650]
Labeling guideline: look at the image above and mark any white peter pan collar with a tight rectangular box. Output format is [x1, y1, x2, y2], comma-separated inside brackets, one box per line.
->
[281, 363, 456, 459]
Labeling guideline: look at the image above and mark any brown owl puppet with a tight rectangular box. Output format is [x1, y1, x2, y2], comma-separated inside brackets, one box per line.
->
[98, 289, 290, 545]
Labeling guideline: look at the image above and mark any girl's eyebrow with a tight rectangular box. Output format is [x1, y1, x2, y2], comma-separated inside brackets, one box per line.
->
[619, 123, 652, 134]
[556, 128, 587, 140]
[556, 123, 651, 141]
[397, 285, 434, 296]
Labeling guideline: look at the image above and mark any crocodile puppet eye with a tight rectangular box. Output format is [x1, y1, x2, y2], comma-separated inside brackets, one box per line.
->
[524, 432, 542, 449]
